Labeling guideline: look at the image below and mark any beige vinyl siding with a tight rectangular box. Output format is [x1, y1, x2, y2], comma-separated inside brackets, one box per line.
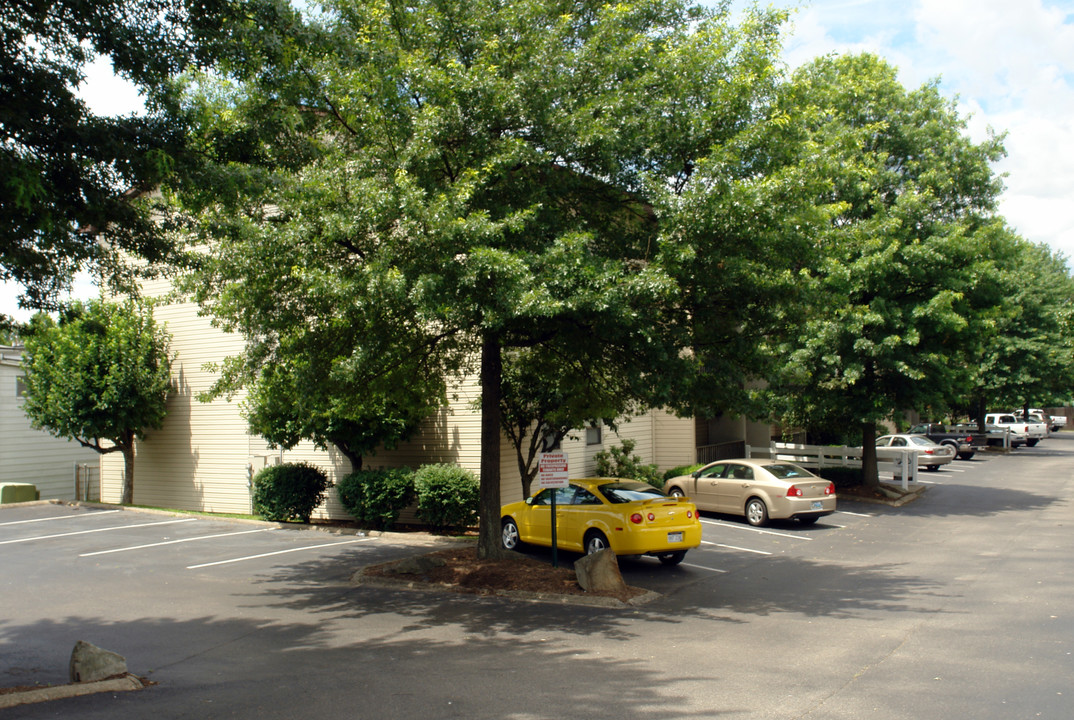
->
[649, 409, 696, 470]
[0, 356, 100, 500]
[101, 274, 718, 519]
[101, 286, 254, 512]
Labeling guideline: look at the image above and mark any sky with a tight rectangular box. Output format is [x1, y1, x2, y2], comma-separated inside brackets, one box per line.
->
[4, 0, 1073, 322]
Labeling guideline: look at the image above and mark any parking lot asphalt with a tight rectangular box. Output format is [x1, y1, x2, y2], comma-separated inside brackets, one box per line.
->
[3, 437, 1073, 719]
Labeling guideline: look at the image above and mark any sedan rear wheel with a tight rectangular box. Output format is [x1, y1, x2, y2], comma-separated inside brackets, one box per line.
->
[745, 497, 768, 527]
[501, 518, 521, 550]
[584, 530, 610, 555]
[668, 487, 685, 498]
[658, 551, 686, 566]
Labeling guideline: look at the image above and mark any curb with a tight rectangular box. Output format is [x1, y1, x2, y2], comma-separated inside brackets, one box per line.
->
[842, 483, 927, 507]
[352, 568, 661, 608]
[0, 674, 146, 709]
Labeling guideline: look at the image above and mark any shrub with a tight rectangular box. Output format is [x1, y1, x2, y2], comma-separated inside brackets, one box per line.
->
[413, 464, 479, 531]
[251, 462, 330, 523]
[336, 468, 415, 530]
[594, 438, 664, 488]
[664, 463, 703, 481]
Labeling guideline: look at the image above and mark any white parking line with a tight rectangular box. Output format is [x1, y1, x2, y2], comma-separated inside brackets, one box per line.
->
[702, 540, 772, 555]
[0, 510, 122, 527]
[683, 562, 727, 573]
[835, 509, 874, 517]
[186, 537, 373, 569]
[700, 519, 811, 540]
[80, 528, 272, 557]
[0, 518, 198, 545]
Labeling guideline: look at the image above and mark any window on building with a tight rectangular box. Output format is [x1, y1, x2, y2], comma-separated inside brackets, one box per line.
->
[586, 424, 602, 446]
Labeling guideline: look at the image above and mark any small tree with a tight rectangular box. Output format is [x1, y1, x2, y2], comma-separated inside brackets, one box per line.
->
[594, 438, 664, 488]
[21, 300, 172, 504]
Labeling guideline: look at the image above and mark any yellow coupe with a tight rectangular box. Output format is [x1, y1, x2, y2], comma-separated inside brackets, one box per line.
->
[500, 478, 702, 565]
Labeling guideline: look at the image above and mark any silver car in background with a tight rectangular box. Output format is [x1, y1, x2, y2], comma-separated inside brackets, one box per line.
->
[875, 433, 955, 471]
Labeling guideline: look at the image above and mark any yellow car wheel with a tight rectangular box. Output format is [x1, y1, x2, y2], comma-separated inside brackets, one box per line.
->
[501, 518, 521, 550]
[584, 530, 609, 555]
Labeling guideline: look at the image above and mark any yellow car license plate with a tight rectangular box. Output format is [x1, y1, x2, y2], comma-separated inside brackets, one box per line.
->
[667, 532, 683, 543]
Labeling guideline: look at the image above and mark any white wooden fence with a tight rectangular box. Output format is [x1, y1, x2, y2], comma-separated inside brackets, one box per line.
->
[745, 442, 921, 490]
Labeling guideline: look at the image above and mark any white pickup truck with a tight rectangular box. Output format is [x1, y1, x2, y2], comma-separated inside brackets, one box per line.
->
[1011, 413, 1048, 445]
[984, 413, 1033, 447]
[1028, 408, 1067, 433]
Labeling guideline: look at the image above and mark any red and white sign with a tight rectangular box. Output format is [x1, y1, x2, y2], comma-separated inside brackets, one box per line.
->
[536, 451, 569, 489]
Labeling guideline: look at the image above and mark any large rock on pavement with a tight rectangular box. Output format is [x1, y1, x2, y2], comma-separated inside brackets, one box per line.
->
[69, 641, 127, 683]
[574, 549, 626, 593]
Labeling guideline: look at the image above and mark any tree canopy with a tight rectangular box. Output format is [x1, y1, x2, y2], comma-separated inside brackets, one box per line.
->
[0, 0, 241, 314]
[173, 0, 797, 556]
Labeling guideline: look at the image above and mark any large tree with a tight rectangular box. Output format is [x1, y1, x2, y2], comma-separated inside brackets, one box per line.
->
[20, 300, 173, 504]
[764, 54, 1008, 486]
[0, 0, 243, 315]
[175, 0, 788, 557]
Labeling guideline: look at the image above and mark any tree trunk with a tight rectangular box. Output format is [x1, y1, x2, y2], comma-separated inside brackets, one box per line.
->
[477, 334, 508, 559]
[861, 421, 879, 489]
[120, 429, 136, 505]
[334, 441, 363, 473]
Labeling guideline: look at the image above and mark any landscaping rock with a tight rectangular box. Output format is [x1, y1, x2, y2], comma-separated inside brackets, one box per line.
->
[69, 641, 127, 683]
[574, 549, 626, 593]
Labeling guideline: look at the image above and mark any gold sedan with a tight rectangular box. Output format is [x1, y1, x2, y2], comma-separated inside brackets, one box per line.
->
[664, 459, 836, 527]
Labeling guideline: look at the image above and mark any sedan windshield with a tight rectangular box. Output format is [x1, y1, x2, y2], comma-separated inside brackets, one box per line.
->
[599, 482, 666, 504]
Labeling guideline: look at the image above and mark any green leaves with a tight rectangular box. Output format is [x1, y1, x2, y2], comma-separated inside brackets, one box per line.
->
[20, 299, 173, 503]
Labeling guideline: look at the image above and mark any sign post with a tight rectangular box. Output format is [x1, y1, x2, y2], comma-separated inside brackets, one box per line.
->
[537, 451, 569, 567]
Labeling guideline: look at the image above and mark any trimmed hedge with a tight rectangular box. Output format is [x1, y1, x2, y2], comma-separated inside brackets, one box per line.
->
[336, 468, 415, 530]
[252, 462, 330, 523]
[414, 464, 479, 531]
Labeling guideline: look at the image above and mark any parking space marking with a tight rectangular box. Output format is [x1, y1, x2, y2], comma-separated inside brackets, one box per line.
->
[683, 562, 727, 573]
[80, 528, 272, 557]
[700, 519, 812, 540]
[835, 509, 874, 517]
[702, 540, 772, 555]
[0, 510, 122, 527]
[0, 517, 198, 545]
[186, 537, 374, 569]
